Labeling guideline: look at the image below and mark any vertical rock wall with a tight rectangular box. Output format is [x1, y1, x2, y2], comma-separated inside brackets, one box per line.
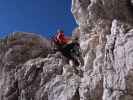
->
[72, 0, 133, 100]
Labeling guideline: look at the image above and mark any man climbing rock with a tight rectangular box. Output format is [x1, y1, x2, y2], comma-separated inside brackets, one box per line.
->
[53, 29, 84, 67]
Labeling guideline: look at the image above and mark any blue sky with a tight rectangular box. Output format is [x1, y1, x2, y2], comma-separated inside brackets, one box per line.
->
[0, 0, 77, 38]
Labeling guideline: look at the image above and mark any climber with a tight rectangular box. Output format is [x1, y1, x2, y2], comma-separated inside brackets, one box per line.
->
[53, 29, 83, 66]
[53, 29, 71, 46]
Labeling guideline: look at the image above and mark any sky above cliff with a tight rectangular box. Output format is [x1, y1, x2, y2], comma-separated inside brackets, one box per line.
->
[0, 0, 77, 38]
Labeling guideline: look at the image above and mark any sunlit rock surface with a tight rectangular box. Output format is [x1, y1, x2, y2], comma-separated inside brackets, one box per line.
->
[0, 32, 82, 100]
[1, 0, 133, 100]
[72, 0, 133, 100]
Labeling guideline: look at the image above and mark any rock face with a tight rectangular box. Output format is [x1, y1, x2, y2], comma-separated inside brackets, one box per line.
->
[1, 0, 133, 100]
[72, 0, 133, 100]
[0, 32, 82, 100]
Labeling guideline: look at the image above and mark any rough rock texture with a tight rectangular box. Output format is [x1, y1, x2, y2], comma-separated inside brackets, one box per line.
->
[1, 0, 133, 100]
[71, 0, 133, 100]
[0, 32, 82, 100]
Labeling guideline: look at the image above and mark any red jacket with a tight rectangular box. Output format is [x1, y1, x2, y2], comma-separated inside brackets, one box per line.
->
[54, 32, 70, 45]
